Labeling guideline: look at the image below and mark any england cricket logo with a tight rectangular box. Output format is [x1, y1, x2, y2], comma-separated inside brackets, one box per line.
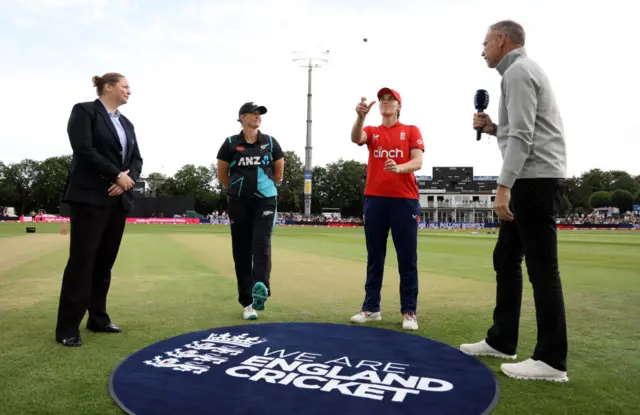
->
[143, 333, 267, 375]
[142, 331, 455, 403]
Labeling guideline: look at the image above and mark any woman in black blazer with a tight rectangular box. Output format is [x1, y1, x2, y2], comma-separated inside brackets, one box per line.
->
[55, 73, 143, 347]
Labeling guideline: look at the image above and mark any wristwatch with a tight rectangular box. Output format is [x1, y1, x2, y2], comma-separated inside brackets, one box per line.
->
[492, 123, 498, 135]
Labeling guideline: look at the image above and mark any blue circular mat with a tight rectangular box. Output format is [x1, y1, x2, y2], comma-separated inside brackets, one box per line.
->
[109, 323, 499, 414]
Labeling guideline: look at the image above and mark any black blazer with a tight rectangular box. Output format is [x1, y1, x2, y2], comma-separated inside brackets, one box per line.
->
[62, 99, 143, 212]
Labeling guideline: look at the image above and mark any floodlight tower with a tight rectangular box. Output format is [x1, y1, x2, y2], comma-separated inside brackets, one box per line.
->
[292, 48, 329, 218]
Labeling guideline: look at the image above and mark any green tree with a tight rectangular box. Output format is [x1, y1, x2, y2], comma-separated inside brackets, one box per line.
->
[577, 169, 610, 208]
[31, 155, 72, 213]
[589, 191, 612, 209]
[207, 163, 227, 213]
[172, 164, 215, 195]
[609, 170, 640, 195]
[1, 159, 40, 215]
[560, 194, 572, 216]
[157, 177, 178, 196]
[324, 159, 367, 217]
[170, 164, 217, 214]
[611, 189, 634, 213]
[310, 166, 329, 214]
[0, 161, 11, 206]
[565, 176, 582, 212]
[277, 151, 304, 212]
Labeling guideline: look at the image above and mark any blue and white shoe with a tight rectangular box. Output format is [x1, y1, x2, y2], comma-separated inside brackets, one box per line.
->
[251, 282, 268, 311]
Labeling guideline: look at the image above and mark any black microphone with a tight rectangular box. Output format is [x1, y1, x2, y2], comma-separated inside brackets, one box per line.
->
[474, 89, 489, 141]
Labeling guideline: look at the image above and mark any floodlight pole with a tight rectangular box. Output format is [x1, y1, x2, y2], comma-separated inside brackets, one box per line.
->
[293, 49, 329, 218]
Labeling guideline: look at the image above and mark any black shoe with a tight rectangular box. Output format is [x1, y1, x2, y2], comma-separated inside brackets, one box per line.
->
[87, 322, 122, 333]
[57, 336, 82, 347]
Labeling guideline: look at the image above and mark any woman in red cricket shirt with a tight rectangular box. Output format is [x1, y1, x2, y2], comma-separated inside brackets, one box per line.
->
[349, 87, 425, 331]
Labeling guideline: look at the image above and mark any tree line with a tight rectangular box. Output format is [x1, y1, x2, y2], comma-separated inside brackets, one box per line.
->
[1, 152, 639, 217]
[0, 152, 368, 217]
[563, 170, 640, 215]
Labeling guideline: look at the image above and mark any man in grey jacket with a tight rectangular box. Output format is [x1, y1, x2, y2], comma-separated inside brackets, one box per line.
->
[460, 20, 569, 382]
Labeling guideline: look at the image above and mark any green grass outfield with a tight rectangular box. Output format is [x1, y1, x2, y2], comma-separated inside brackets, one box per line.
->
[0, 222, 638, 414]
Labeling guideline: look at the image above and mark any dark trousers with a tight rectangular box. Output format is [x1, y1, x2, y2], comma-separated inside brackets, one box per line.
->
[55, 202, 127, 339]
[361, 196, 420, 315]
[227, 196, 276, 307]
[485, 178, 568, 372]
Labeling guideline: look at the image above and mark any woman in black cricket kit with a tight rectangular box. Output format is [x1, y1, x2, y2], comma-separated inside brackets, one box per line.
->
[216, 102, 284, 320]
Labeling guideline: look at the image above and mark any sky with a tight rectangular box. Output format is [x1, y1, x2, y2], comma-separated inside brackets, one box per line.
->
[1, 0, 638, 180]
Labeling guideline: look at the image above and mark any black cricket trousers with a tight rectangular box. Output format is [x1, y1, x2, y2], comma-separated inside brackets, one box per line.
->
[227, 196, 276, 307]
[486, 178, 568, 372]
[56, 202, 127, 340]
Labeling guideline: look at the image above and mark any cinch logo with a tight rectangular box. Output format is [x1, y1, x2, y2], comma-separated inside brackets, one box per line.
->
[238, 156, 262, 166]
[373, 147, 404, 159]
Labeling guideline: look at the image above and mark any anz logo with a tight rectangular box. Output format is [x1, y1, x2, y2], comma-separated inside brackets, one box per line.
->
[238, 155, 271, 167]
[238, 156, 261, 166]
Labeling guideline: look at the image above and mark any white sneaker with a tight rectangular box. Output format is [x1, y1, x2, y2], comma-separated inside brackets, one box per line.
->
[350, 311, 381, 324]
[501, 358, 568, 382]
[459, 339, 517, 360]
[402, 313, 418, 331]
[243, 305, 258, 320]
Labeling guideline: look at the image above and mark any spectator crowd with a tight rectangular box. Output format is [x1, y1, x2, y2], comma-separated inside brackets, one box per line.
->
[205, 209, 640, 226]
[557, 210, 639, 225]
[204, 211, 364, 224]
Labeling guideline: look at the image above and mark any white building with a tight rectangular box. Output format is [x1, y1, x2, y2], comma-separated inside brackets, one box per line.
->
[417, 167, 497, 223]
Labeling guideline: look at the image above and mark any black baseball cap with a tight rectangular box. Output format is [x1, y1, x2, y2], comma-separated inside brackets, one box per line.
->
[238, 102, 267, 118]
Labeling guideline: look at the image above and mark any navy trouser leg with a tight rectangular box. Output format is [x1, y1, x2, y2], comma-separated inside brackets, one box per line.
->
[390, 198, 420, 315]
[362, 196, 390, 312]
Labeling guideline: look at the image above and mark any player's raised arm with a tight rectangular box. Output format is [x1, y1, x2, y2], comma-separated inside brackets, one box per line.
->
[351, 97, 375, 145]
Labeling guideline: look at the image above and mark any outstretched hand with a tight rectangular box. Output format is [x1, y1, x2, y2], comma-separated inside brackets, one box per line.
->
[356, 97, 376, 118]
